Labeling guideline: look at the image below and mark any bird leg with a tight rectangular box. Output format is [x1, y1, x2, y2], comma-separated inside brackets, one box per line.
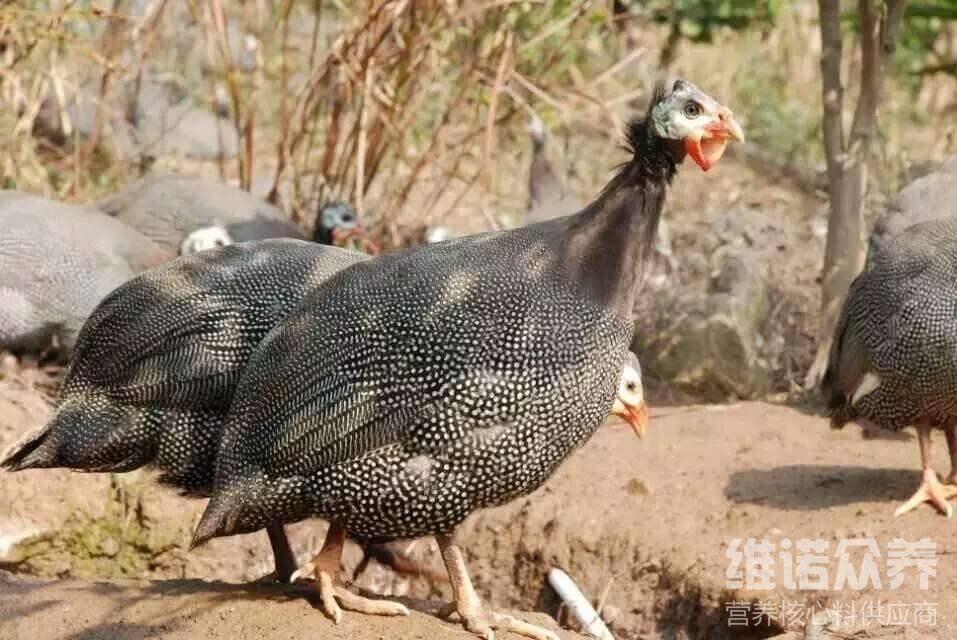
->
[265, 523, 297, 583]
[944, 422, 957, 486]
[293, 522, 409, 623]
[436, 534, 559, 640]
[895, 425, 957, 518]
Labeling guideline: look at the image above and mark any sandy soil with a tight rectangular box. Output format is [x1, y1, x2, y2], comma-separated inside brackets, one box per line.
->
[2, 376, 956, 640]
[0, 572, 576, 640]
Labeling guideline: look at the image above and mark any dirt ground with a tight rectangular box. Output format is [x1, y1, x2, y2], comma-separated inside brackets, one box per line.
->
[0, 572, 578, 640]
[3, 372, 956, 640]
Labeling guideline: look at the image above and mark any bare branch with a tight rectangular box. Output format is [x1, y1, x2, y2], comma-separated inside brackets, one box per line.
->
[817, 0, 844, 187]
[849, 0, 907, 139]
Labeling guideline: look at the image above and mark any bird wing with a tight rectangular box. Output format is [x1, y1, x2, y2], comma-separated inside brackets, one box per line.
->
[72, 280, 251, 408]
[216, 238, 579, 484]
[225, 295, 519, 479]
[837, 223, 957, 393]
[68, 241, 362, 409]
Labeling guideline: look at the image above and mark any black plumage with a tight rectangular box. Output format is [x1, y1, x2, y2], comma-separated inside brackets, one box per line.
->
[193, 79, 742, 638]
[2, 239, 368, 578]
[824, 217, 957, 517]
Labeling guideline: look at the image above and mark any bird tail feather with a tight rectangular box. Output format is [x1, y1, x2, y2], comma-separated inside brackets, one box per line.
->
[1, 424, 54, 471]
[191, 475, 260, 549]
[2, 396, 158, 473]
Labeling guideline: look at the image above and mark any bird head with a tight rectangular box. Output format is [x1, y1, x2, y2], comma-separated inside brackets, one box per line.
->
[650, 78, 744, 171]
[527, 115, 546, 147]
[314, 201, 380, 253]
[316, 202, 360, 244]
[611, 352, 649, 438]
[180, 223, 233, 255]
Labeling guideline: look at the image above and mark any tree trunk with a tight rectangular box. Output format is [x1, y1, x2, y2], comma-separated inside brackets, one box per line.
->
[806, 0, 907, 389]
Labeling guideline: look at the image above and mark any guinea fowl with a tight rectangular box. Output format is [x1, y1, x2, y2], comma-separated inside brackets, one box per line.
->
[98, 174, 373, 256]
[1, 239, 368, 581]
[290, 351, 651, 585]
[193, 79, 742, 638]
[96, 175, 308, 254]
[824, 217, 957, 518]
[614, 351, 649, 438]
[0, 191, 171, 356]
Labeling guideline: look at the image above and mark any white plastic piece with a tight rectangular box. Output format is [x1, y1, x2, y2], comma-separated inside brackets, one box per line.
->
[547, 568, 615, 640]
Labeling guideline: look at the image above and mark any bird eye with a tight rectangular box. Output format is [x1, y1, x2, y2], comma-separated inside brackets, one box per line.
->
[683, 102, 701, 118]
[626, 382, 636, 392]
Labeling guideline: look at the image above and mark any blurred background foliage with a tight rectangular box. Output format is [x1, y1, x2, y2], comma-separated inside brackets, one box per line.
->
[0, 0, 954, 237]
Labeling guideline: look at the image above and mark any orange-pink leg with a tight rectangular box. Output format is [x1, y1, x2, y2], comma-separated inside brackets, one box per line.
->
[293, 522, 409, 623]
[895, 425, 957, 518]
[436, 533, 559, 640]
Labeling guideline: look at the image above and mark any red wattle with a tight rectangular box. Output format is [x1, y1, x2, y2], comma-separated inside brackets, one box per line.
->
[685, 137, 711, 171]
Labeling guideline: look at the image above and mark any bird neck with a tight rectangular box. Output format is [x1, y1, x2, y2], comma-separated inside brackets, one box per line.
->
[560, 118, 680, 314]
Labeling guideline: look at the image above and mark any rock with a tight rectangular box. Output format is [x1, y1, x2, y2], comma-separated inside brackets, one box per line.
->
[635, 245, 771, 400]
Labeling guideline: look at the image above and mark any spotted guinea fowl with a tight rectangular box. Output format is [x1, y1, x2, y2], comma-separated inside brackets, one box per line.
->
[824, 217, 957, 518]
[0, 191, 172, 356]
[289, 349, 650, 587]
[1, 239, 368, 581]
[614, 351, 649, 438]
[193, 79, 742, 638]
[96, 175, 366, 255]
[96, 175, 305, 253]
[866, 154, 957, 267]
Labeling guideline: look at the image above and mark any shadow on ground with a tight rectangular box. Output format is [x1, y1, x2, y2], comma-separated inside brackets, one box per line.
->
[724, 465, 920, 510]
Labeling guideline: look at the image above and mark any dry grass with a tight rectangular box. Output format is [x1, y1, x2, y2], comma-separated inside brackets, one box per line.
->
[0, 2, 951, 245]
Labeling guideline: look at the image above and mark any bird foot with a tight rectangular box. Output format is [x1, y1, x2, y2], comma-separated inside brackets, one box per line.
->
[440, 601, 560, 640]
[895, 469, 957, 518]
[290, 561, 316, 584]
[313, 570, 409, 623]
[254, 570, 284, 584]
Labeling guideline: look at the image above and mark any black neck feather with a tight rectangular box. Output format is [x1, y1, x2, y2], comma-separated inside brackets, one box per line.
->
[560, 111, 681, 315]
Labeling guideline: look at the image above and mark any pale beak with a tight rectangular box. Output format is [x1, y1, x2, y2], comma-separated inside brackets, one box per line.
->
[717, 106, 745, 143]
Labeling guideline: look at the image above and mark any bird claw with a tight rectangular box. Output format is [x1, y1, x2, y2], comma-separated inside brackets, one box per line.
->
[895, 469, 957, 518]
[314, 570, 409, 623]
[449, 606, 559, 640]
[289, 561, 315, 584]
[488, 611, 560, 640]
